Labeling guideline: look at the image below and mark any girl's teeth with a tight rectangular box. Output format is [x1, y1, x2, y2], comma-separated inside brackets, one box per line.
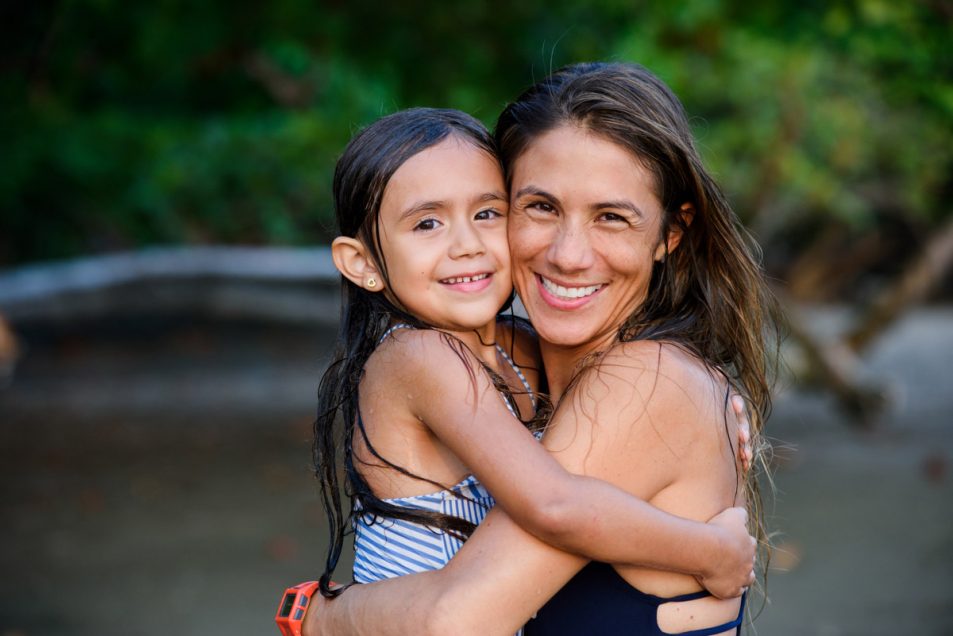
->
[444, 274, 488, 284]
[541, 277, 602, 299]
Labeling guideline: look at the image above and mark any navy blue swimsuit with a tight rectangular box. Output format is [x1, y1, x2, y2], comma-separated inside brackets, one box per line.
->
[524, 562, 746, 636]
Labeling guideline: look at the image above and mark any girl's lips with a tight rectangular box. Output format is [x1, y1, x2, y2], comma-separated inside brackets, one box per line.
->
[535, 274, 605, 310]
[439, 272, 493, 293]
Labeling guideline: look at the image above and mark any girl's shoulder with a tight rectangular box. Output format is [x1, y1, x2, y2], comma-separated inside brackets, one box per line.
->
[368, 327, 486, 388]
[372, 326, 459, 365]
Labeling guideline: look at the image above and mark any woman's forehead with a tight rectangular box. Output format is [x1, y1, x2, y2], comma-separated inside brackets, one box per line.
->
[511, 127, 661, 206]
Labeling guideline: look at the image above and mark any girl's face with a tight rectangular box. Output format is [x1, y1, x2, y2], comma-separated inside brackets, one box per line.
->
[508, 125, 677, 355]
[376, 136, 512, 332]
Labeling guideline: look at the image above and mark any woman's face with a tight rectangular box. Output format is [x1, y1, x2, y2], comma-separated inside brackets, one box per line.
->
[508, 125, 676, 354]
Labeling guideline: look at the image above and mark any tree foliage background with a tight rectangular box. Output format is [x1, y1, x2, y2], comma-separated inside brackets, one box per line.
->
[3, 0, 951, 301]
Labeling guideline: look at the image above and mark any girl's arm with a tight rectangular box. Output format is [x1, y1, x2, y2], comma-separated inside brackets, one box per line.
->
[394, 331, 753, 586]
[306, 341, 753, 635]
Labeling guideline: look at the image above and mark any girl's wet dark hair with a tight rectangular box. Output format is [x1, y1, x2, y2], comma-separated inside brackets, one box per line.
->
[495, 62, 778, 602]
[314, 107, 534, 598]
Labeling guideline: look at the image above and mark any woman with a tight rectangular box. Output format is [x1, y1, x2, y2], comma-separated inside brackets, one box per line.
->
[305, 61, 773, 635]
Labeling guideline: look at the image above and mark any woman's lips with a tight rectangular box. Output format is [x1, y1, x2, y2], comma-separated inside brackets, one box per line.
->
[536, 274, 604, 309]
[439, 272, 493, 293]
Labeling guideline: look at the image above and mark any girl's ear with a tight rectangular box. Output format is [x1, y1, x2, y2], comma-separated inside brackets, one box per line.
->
[654, 202, 695, 262]
[331, 237, 385, 292]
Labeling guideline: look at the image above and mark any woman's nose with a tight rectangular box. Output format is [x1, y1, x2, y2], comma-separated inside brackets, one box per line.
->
[547, 223, 594, 273]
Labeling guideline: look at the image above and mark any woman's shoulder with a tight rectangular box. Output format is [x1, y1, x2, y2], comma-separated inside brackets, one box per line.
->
[600, 340, 713, 385]
[576, 340, 722, 430]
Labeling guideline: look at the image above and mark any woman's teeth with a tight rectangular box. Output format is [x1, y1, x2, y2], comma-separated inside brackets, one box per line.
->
[442, 273, 489, 284]
[541, 276, 602, 299]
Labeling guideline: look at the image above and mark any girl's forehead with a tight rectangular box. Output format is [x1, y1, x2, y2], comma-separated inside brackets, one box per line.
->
[379, 138, 506, 218]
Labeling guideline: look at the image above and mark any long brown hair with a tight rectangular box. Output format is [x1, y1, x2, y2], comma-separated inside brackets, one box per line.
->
[316, 108, 505, 598]
[496, 62, 778, 595]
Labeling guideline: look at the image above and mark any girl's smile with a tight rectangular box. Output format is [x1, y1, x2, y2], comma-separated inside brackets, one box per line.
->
[439, 271, 495, 292]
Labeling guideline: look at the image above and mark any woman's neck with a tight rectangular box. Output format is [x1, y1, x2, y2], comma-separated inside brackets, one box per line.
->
[539, 332, 616, 402]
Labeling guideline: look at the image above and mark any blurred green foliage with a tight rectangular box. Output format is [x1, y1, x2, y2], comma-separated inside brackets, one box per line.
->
[2, 0, 951, 283]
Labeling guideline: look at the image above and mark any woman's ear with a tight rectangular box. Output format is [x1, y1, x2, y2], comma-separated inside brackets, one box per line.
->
[654, 202, 695, 262]
[331, 237, 385, 292]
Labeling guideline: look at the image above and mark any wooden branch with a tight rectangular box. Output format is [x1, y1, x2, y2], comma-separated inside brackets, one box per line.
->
[0, 313, 18, 384]
[776, 288, 889, 425]
[846, 215, 953, 352]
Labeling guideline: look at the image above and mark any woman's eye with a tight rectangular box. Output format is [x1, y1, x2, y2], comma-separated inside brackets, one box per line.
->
[414, 218, 440, 231]
[526, 201, 555, 213]
[599, 212, 629, 224]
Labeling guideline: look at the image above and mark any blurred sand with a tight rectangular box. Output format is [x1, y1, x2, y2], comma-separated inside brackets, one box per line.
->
[1, 308, 951, 635]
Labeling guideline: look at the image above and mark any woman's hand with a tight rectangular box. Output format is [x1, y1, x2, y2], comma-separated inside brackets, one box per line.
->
[697, 507, 756, 599]
[731, 394, 754, 473]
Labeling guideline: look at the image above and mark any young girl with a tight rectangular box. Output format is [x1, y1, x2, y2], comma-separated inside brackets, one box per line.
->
[314, 107, 754, 599]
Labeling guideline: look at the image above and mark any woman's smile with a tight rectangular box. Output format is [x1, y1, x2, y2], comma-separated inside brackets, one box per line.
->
[537, 274, 605, 307]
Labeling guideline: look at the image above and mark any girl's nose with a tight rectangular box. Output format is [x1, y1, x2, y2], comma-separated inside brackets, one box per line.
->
[448, 220, 486, 259]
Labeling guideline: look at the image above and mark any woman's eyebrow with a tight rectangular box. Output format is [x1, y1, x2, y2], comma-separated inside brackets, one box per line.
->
[513, 186, 559, 203]
[593, 200, 645, 219]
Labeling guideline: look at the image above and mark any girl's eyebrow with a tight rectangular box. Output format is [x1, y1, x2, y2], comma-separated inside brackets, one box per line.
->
[400, 191, 507, 221]
[399, 200, 445, 221]
[478, 191, 508, 203]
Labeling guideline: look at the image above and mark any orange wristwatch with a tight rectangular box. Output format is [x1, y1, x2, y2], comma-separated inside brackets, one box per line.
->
[275, 581, 320, 636]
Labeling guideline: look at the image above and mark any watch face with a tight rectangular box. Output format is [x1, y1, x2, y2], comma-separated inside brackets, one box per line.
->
[279, 591, 297, 618]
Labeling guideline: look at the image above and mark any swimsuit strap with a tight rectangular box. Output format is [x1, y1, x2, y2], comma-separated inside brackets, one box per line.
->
[378, 322, 414, 345]
[495, 343, 537, 411]
[648, 590, 746, 636]
[666, 591, 746, 636]
[649, 590, 711, 604]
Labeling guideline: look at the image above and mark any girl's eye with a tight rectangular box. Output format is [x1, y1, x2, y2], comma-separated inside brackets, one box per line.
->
[413, 218, 441, 232]
[474, 208, 503, 221]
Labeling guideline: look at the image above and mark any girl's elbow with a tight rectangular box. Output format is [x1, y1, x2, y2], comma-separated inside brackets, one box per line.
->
[521, 494, 582, 546]
[427, 589, 484, 636]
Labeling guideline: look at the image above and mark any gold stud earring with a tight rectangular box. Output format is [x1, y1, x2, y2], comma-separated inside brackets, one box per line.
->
[366, 277, 377, 289]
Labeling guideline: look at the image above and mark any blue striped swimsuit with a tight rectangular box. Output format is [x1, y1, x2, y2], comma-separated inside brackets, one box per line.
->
[352, 323, 537, 584]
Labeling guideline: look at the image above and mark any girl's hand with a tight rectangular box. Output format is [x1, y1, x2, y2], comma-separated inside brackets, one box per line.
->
[300, 593, 327, 636]
[301, 584, 345, 636]
[698, 507, 756, 599]
[731, 395, 754, 473]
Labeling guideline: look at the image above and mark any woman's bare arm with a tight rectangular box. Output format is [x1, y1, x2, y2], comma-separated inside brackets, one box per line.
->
[398, 331, 751, 577]
[304, 341, 754, 635]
